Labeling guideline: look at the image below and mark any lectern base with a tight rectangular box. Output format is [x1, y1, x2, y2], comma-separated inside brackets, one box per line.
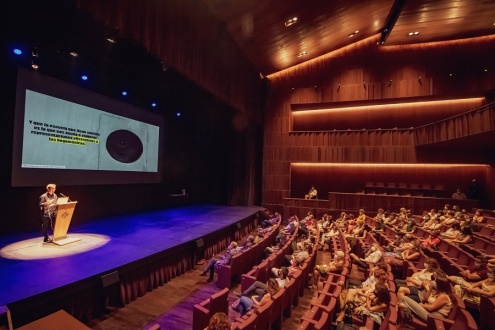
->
[52, 237, 81, 246]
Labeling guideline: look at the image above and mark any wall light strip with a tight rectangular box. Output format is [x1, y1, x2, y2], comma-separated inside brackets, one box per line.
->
[292, 163, 489, 168]
[292, 97, 484, 115]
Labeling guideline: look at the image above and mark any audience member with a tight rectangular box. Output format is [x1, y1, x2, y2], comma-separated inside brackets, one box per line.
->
[398, 275, 453, 325]
[448, 255, 489, 290]
[454, 264, 495, 306]
[205, 312, 230, 330]
[421, 230, 441, 249]
[231, 278, 279, 316]
[305, 186, 318, 199]
[199, 241, 239, 282]
[350, 242, 382, 268]
[312, 250, 345, 289]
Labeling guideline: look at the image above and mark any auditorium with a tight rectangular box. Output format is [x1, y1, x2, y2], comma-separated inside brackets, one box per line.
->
[1, 1, 494, 329]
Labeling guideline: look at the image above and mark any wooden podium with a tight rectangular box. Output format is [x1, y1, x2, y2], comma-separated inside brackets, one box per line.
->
[52, 200, 80, 246]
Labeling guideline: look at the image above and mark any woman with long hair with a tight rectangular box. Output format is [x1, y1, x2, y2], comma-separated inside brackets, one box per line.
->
[396, 258, 440, 301]
[232, 278, 279, 316]
[205, 312, 230, 330]
[398, 275, 453, 324]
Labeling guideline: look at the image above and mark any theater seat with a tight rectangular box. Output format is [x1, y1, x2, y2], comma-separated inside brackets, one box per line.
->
[192, 287, 229, 330]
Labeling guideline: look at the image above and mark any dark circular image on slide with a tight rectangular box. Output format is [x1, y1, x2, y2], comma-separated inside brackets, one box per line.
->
[106, 130, 143, 163]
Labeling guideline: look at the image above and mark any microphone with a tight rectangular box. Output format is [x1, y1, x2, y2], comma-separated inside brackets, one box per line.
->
[59, 193, 71, 202]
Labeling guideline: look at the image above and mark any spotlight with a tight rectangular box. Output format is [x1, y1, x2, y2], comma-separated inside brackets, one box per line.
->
[13, 48, 22, 55]
[176, 112, 181, 117]
[31, 48, 39, 70]
[151, 102, 157, 107]
[81, 75, 88, 81]
[121, 91, 128, 96]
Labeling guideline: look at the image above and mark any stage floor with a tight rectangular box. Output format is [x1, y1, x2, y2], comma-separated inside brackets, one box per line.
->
[0, 205, 263, 306]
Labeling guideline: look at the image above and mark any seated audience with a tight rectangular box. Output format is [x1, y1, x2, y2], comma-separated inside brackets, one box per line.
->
[421, 230, 441, 249]
[384, 239, 421, 268]
[274, 259, 301, 278]
[285, 241, 312, 265]
[235, 269, 288, 298]
[337, 267, 390, 325]
[335, 283, 390, 327]
[396, 258, 440, 301]
[448, 255, 489, 290]
[441, 222, 461, 241]
[454, 264, 495, 306]
[400, 217, 417, 234]
[472, 209, 485, 224]
[356, 209, 366, 222]
[451, 226, 472, 245]
[398, 275, 453, 325]
[319, 226, 339, 250]
[199, 241, 239, 282]
[350, 242, 382, 268]
[305, 186, 318, 199]
[452, 188, 467, 199]
[205, 312, 230, 330]
[231, 278, 279, 316]
[312, 250, 345, 289]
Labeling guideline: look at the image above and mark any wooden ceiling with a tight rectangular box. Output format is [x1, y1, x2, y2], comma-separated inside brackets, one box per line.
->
[202, 0, 495, 76]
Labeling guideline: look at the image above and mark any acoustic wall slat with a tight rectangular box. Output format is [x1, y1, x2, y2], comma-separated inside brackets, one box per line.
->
[263, 36, 495, 206]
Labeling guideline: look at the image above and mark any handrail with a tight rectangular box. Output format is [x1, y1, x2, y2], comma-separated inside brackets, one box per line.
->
[415, 101, 495, 130]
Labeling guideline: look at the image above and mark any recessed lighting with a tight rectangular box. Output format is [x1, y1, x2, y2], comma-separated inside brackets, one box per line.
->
[122, 91, 128, 96]
[285, 17, 298, 27]
[349, 30, 360, 38]
[81, 75, 88, 81]
[297, 51, 307, 58]
[106, 37, 116, 44]
[69, 51, 79, 57]
[13, 48, 22, 55]
[414, 31, 420, 35]
[151, 102, 157, 107]
[408, 31, 420, 36]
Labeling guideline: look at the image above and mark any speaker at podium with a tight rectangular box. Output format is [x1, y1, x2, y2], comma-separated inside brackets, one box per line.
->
[52, 196, 79, 246]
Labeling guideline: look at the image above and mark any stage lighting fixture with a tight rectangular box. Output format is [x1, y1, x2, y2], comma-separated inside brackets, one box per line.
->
[81, 75, 88, 81]
[151, 102, 157, 107]
[13, 48, 22, 55]
[176, 112, 181, 117]
[121, 91, 128, 96]
[31, 48, 39, 70]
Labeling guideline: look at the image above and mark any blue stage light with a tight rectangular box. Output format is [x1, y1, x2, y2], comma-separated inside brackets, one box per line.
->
[122, 91, 128, 96]
[13, 48, 23, 55]
[176, 112, 181, 117]
[151, 102, 157, 107]
[81, 75, 88, 81]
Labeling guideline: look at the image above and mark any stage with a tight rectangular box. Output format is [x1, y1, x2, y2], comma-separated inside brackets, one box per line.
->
[0, 205, 263, 328]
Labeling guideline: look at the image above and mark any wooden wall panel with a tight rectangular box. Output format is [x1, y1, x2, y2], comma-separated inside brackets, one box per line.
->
[262, 35, 495, 208]
[290, 164, 488, 200]
[291, 97, 484, 131]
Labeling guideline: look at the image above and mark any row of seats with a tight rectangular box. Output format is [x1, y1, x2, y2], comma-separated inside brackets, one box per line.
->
[365, 215, 479, 329]
[362, 182, 446, 197]
[230, 226, 320, 330]
[216, 219, 283, 289]
[192, 217, 285, 330]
